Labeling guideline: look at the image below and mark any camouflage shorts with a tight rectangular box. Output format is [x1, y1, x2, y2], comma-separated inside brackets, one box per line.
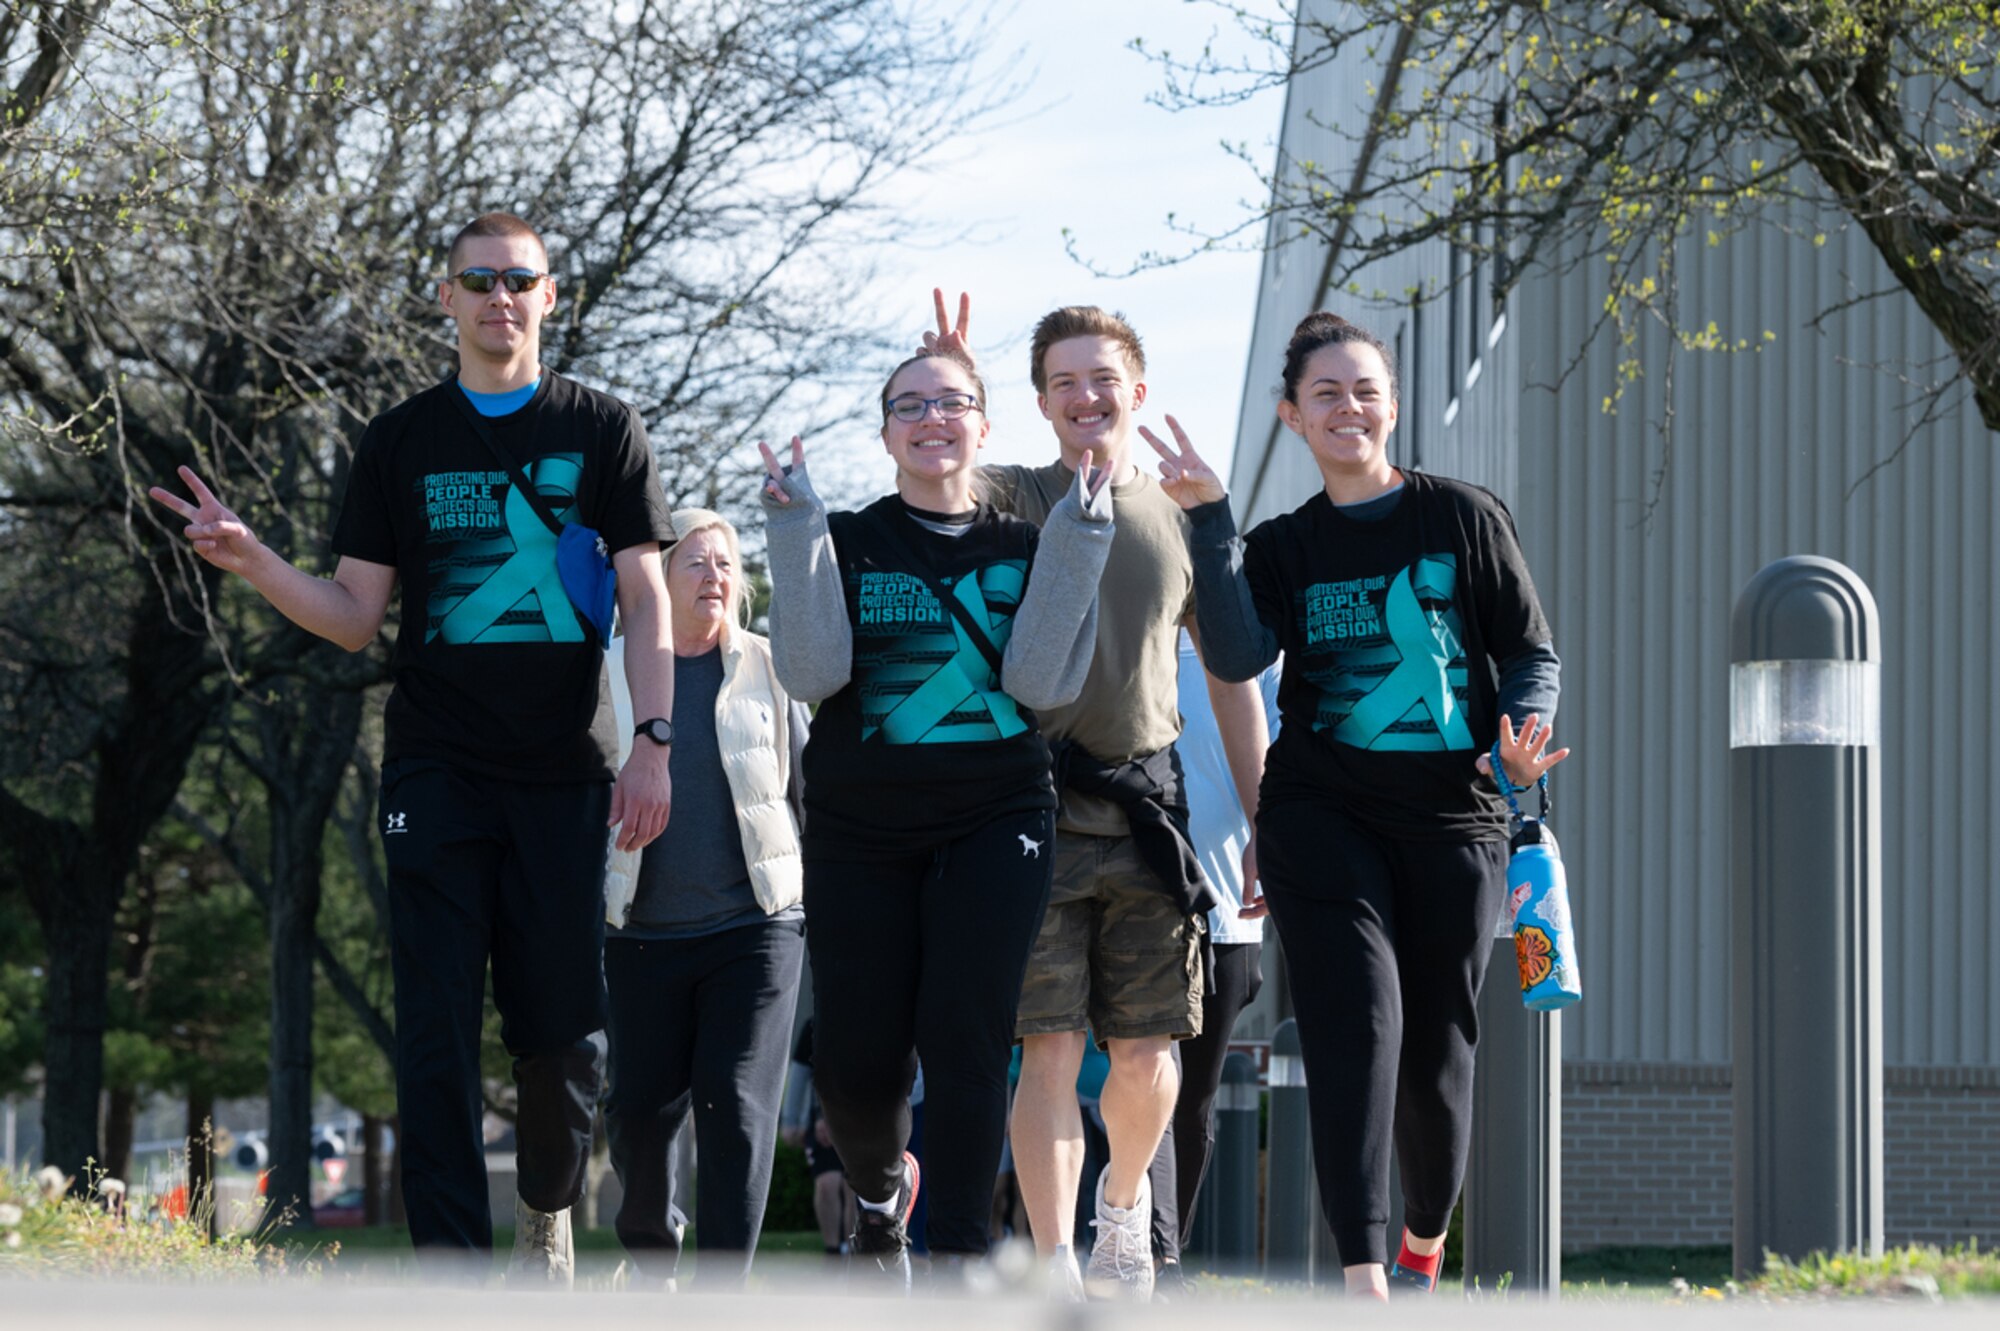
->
[1015, 832, 1204, 1044]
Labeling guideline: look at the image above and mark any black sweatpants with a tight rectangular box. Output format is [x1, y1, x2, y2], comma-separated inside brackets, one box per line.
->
[378, 759, 612, 1253]
[1257, 798, 1507, 1267]
[1149, 940, 1265, 1262]
[803, 807, 1054, 1256]
[604, 916, 805, 1286]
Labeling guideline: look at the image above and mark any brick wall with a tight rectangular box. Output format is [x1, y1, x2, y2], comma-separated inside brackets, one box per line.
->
[1560, 1063, 2000, 1251]
[1562, 1062, 1732, 1247]
[1883, 1068, 2000, 1247]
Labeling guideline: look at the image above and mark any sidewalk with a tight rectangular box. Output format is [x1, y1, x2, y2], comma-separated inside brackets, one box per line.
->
[5, 1274, 1991, 1328]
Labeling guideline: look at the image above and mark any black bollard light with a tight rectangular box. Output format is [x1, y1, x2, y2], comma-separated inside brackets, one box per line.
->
[1192, 1052, 1261, 1272]
[1465, 917, 1562, 1293]
[1730, 555, 1884, 1278]
[1263, 1019, 1314, 1280]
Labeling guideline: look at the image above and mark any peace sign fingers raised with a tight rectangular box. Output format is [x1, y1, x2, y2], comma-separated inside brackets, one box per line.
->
[147, 465, 261, 574]
[757, 436, 806, 505]
[920, 288, 975, 367]
[1138, 414, 1225, 510]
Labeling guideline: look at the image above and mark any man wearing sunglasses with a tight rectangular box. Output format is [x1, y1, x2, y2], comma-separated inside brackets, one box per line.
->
[151, 212, 677, 1285]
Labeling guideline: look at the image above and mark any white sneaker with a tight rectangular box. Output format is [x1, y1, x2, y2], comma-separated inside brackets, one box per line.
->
[1047, 1244, 1085, 1301]
[1083, 1167, 1154, 1301]
[509, 1198, 574, 1289]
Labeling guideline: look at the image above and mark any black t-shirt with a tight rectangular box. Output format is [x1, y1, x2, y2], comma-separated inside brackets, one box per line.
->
[1244, 471, 1551, 841]
[801, 495, 1056, 854]
[332, 372, 676, 780]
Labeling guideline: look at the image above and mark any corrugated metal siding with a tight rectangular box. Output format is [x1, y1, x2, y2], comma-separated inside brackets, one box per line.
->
[1516, 219, 2000, 1067]
[1232, 4, 2000, 1067]
[1232, 22, 1519, 512]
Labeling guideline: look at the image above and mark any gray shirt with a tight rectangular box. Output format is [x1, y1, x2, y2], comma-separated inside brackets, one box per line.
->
[618, 646, 807, 939]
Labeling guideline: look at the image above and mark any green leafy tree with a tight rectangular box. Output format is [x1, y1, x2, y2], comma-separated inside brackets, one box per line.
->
[99, 842, 268, 1227]
[0, 892, 44, 1099]
[1, 0, 996, 1201]
[1144, 1, 2000, 434]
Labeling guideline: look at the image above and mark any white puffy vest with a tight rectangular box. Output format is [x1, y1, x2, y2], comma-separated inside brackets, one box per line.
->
[605, 631, 804, 926]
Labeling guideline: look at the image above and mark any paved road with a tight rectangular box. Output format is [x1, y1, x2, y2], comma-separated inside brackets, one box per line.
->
[5, 1274, 1989, 1329]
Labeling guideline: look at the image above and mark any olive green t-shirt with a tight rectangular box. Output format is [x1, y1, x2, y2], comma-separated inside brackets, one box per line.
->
[984, 460, 1194, 835]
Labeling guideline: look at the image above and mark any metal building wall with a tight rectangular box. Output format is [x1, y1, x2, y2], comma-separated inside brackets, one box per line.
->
[1230, 14, 1519, 518]
[1230, 5, 2000, 1069]
[1515, 218, 2000, 1067]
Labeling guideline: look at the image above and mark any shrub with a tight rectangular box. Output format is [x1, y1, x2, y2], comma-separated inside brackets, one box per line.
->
[0, 1165, 317, 1280]
[765, 1139, 815, 1233]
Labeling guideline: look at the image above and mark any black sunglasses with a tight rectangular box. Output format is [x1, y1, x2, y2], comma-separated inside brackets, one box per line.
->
[451, 267, 549, 295]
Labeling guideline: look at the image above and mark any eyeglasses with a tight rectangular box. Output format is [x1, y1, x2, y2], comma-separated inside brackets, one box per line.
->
[885, 393, 981, 423]
[451, 267, 549, 295]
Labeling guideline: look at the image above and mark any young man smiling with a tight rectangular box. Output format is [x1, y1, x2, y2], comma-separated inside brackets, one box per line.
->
[152, 213, 677, 1284]
[927, 296, 1267, 1299]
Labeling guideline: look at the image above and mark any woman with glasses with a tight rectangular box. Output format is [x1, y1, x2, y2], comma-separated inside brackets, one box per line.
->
[758, 349, 1112, 1285]
[598, 507, 809, 1291]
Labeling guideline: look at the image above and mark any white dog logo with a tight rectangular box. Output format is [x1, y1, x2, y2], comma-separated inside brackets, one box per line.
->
[1018, 834, 1042, 858]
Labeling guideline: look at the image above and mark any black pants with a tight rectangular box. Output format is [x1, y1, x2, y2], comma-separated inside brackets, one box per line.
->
[1149, 940, 1264, 1261]
[1257, 798, 1506, 1267]
[804, 808, 1054, 1256]
[378, 759, 611, 1252]
[604, 916, 805, 1286]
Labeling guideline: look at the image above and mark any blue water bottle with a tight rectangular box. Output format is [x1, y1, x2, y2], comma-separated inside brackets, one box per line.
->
[1493, 744, 1582, 1011]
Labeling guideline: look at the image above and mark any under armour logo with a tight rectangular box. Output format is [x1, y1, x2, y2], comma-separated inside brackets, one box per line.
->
[1018, 834, 1042, 858]
[385, 812, 408, 835]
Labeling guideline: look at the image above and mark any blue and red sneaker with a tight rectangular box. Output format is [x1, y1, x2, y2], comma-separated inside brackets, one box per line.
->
[1387, 1231, 1444, 1293]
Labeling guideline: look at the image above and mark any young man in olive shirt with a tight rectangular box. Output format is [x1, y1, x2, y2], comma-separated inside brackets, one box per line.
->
[928, 297, 1267, 1298]
[152, 213, 677, 1283]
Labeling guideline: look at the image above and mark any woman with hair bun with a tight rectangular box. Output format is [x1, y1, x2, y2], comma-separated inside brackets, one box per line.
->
[1142, 312, 1571, 1299]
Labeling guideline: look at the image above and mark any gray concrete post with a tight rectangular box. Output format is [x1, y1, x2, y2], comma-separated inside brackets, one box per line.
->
[1730, 555, 1884, 1278]
[1263, 1019, 1315, 1280]
[1465, 927, 1562, 1293]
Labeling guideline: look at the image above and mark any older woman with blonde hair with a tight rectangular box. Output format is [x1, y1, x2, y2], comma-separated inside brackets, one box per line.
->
[602, 506, 808, 1290]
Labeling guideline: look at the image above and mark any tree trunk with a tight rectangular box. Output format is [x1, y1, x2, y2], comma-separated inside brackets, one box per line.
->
[258, 677, 364, 1235]
[388, 1114, 406, 1226]
[38, 891, 113, 1180]
[263, 856, 319, 1234]
[8, 567, 219, 1181]
[362, 1113, 385, 1226]
[103, 1086, 137, 1184]
[186, 1087, 216, 1239]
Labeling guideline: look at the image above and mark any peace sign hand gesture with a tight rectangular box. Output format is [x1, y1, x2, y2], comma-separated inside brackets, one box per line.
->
[920, 288, 975, 368]
[148, 465, 266, 578]
[757, 436, 810, 508]
[1138, 415, 1226, 510]
[1072, 455, 1114, 515]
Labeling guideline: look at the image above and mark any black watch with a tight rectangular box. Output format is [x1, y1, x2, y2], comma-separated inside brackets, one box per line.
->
[634, 718, 675, 747]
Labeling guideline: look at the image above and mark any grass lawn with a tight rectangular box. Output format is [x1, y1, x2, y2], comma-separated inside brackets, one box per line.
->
[278, 1228, 1996, 1300]
[271, 1225, 833, 1283]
